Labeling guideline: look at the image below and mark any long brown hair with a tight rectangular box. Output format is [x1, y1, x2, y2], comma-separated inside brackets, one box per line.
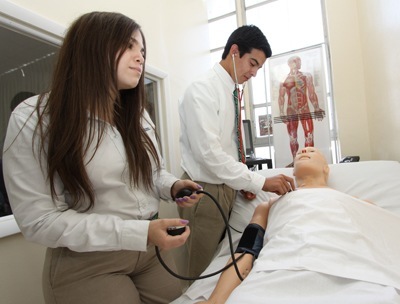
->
[35, 12, 160, 211]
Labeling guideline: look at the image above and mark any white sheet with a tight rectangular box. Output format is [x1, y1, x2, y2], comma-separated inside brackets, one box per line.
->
[254, 188, 400, 289]
[173, 269, 400, 304]
[226, 270, 400, 304]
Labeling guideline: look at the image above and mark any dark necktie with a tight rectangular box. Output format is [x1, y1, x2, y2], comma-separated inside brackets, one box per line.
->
[233, 87, 246, 163]
[234, 87, 256, 200]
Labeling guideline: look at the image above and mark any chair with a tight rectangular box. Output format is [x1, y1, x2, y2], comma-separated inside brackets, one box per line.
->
[242, 120, 272, 170]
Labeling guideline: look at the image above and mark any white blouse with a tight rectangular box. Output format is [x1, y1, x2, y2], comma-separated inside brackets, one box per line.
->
[2, 96, 178, 252]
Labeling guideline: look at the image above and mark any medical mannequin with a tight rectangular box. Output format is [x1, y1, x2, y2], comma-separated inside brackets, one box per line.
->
[198, 147, 398, 304]
[196, 147, 328, 303]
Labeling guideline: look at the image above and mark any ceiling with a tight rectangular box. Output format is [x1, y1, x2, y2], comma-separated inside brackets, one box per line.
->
[0, 26, 59, 77]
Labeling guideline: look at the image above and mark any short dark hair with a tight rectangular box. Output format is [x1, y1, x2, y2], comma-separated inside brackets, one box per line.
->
[221, 25, 272, 60]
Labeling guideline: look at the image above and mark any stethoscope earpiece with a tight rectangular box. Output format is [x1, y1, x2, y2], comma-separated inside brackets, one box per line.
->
[232, 53, 239, 85]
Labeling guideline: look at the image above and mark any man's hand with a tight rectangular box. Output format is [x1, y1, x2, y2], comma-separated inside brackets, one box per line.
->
[262, 174, 295, 195]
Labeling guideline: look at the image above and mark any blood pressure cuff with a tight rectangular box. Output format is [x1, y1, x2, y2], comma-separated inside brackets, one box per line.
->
[235, 223, 265, 259]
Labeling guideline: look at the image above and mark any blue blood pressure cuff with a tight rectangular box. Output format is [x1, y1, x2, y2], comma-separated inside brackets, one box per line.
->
[235, 223, 266, 259]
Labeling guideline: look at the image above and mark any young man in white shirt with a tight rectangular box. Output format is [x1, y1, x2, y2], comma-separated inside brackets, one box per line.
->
[178, 25, 295, 279]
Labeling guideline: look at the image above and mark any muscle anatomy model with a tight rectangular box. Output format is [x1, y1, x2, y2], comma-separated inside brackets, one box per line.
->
[277, 56, 325, 165]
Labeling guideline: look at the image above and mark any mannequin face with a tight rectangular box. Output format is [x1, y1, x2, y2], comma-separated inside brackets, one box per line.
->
[293, 147, 329, 179]
[295, 147, 326, 164]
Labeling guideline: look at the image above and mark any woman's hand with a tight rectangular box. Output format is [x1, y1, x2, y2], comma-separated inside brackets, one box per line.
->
[147, 218, 190, 250]
[171, 179, 203, 208]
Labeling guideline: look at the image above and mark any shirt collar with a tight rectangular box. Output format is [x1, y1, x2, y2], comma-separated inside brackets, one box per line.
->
[213, 62, 235, 91]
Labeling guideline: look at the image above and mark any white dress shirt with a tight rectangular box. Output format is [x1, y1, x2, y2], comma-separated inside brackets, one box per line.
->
[179, 63, 265, 193]
[2, 96, 178, 252]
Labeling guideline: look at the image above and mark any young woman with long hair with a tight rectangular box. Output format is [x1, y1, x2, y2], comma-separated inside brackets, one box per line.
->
[3, 11, 202, 304]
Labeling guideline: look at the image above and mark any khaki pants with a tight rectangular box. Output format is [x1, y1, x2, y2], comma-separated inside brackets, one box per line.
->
[178, 173, 236, 280]
[42, 246, 182, 304]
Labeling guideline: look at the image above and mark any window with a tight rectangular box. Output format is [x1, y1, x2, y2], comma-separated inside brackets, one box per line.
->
[204, 0, 338, 166]
[206, 0, 237, 64]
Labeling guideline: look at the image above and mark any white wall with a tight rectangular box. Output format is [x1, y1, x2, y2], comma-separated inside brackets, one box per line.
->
[357, 0, 400, 161]
[324, 0, 372, 160]
[324, 0, 400, 161]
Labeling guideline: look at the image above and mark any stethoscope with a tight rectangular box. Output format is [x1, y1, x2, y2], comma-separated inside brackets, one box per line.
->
[232, 53, 246, 102]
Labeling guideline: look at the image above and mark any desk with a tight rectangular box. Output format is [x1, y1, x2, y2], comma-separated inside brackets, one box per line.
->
[246, 157, 272, 170]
